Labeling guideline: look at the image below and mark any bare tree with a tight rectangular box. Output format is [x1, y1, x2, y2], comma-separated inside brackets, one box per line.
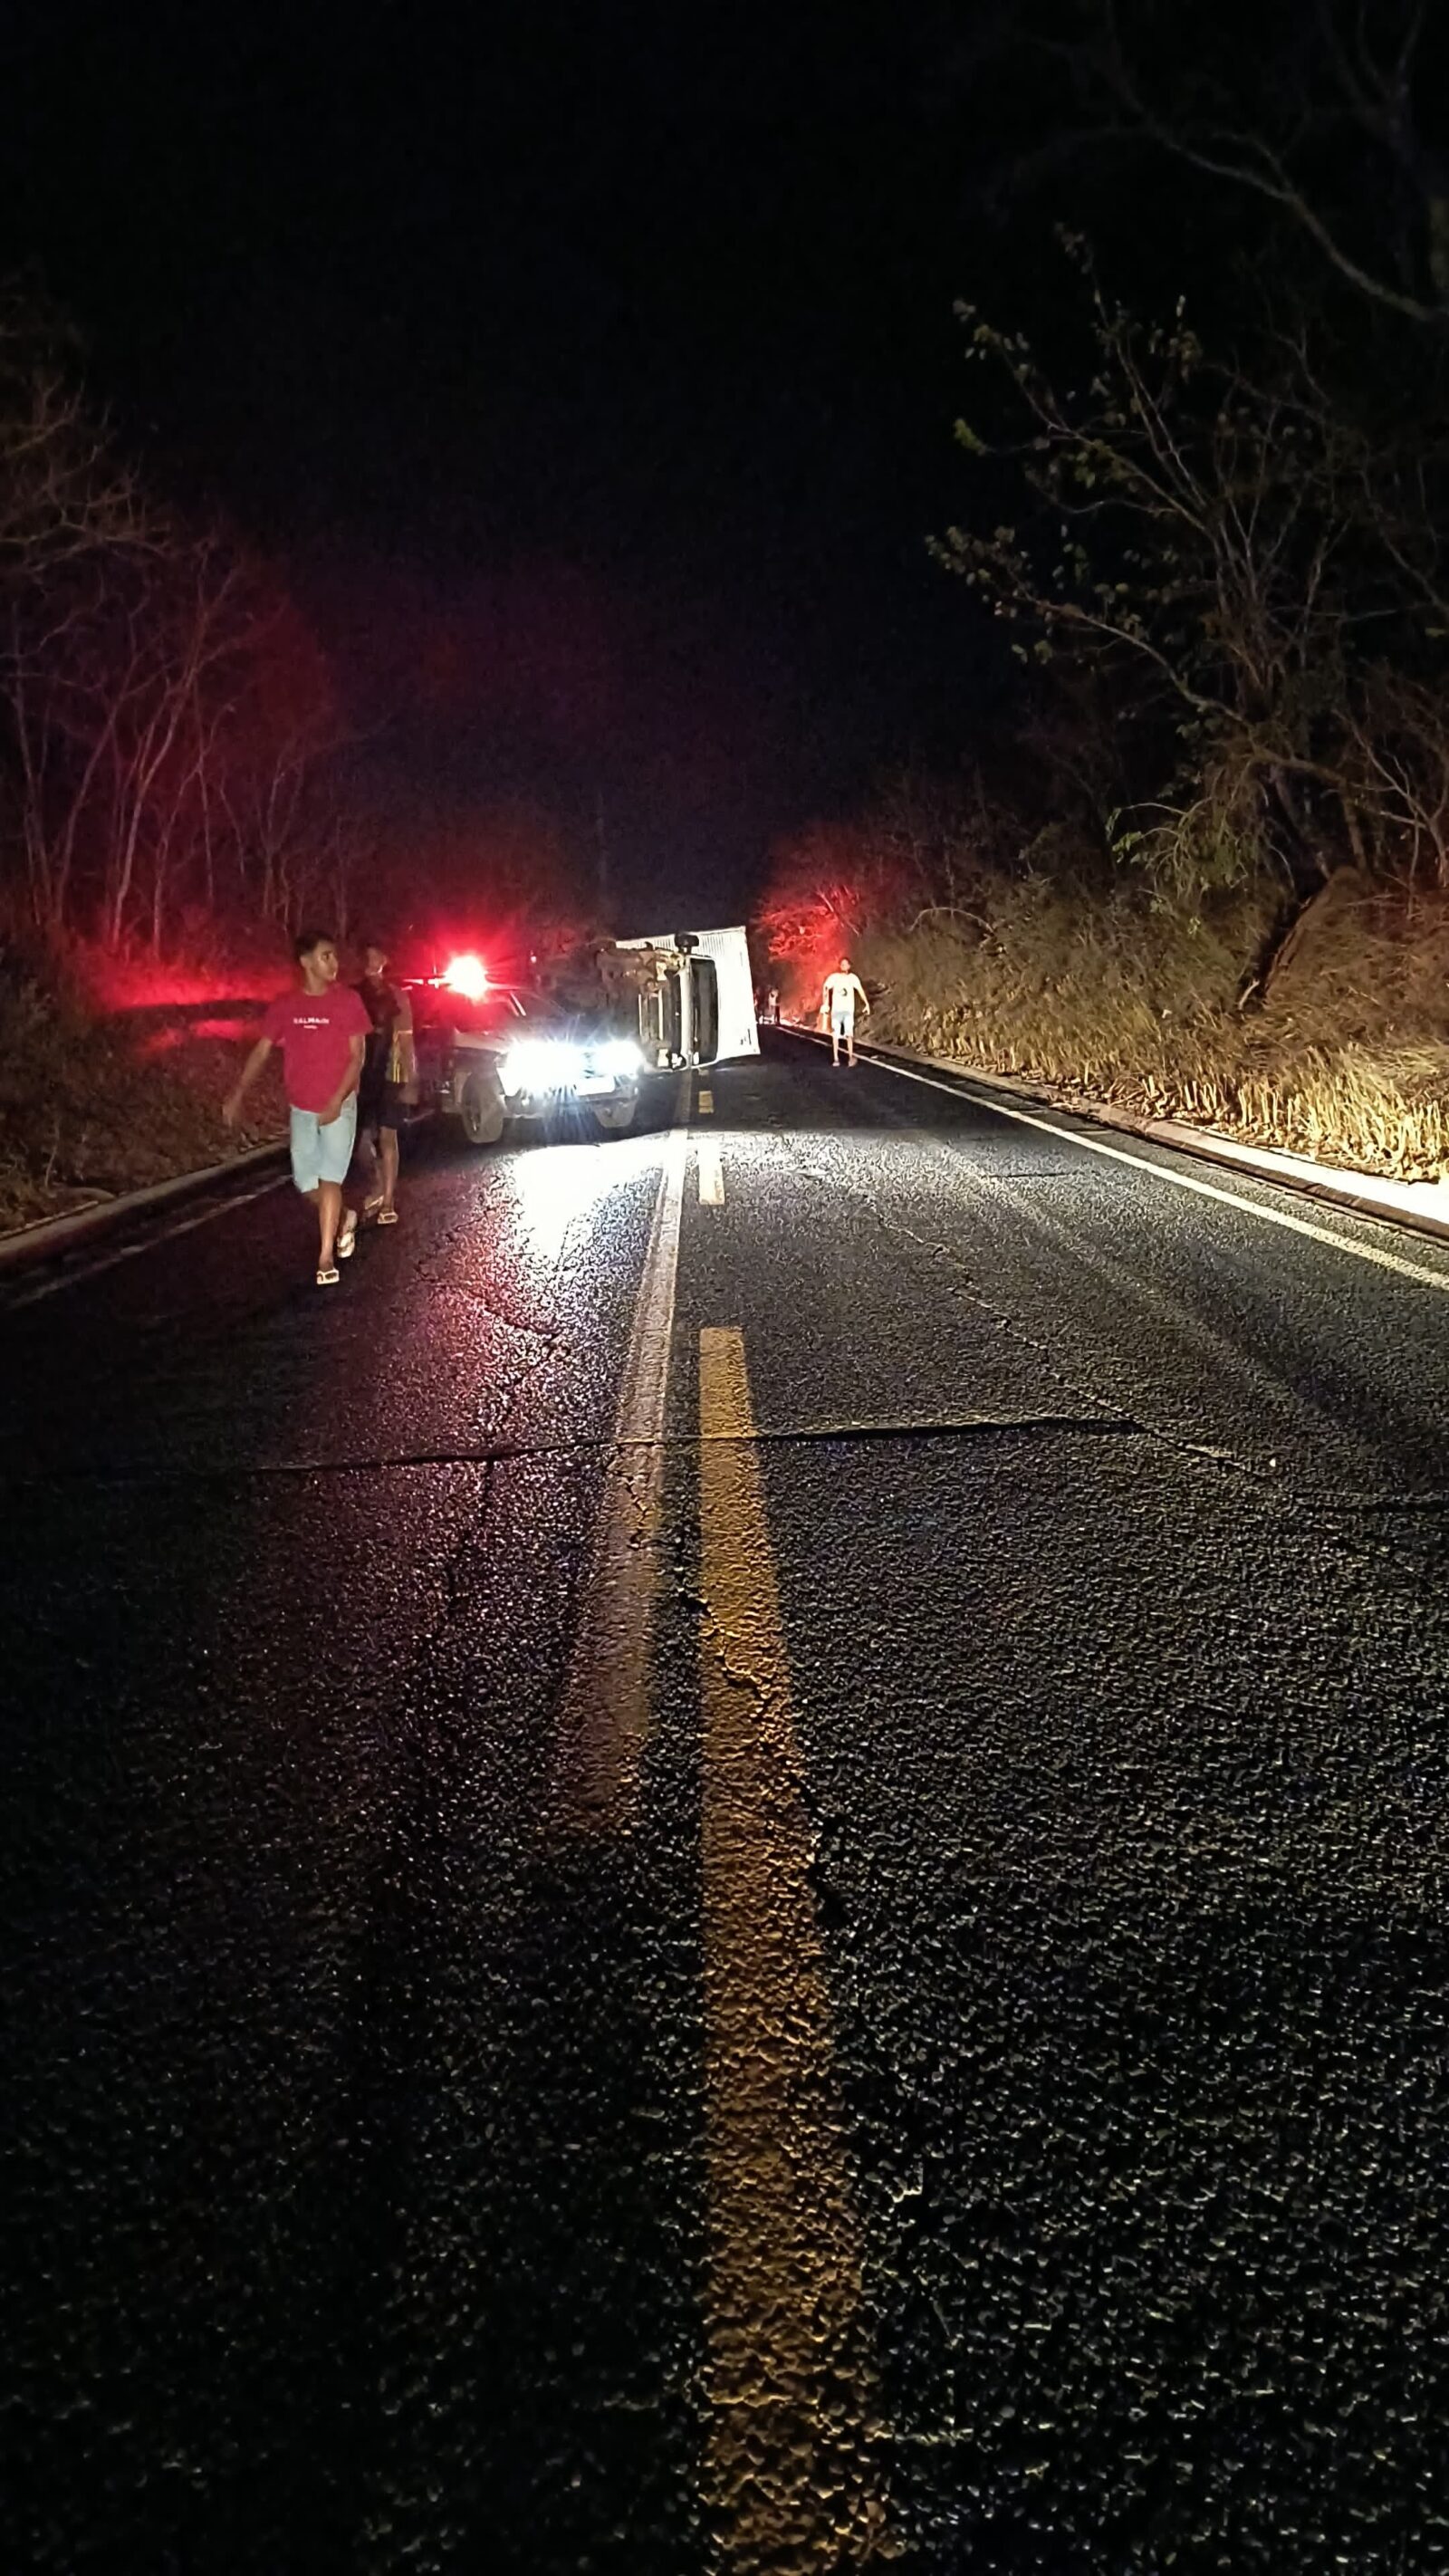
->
[3, 495, 362, 953]
[936, 240, 1449, 900]
[1012, 0, 1449, 329]
[0, 285, 149, 575]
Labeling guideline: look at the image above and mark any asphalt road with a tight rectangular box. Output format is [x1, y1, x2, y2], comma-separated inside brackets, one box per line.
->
[5, 1033, 1449, 2575]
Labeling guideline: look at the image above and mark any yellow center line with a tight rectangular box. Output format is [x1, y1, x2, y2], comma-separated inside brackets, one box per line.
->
[552, 1080, 691, 1831]
[697, 1086, 715, 1115]
[697, 1326, 891, 2570]
[697, 1138, 725, 1205]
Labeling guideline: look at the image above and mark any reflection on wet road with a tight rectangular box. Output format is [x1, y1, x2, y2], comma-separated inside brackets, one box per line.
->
[5, 1038, 1449, 2573]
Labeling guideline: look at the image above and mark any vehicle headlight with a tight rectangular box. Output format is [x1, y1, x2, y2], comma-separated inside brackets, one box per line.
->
[601, 1038, 643, 1078]
[502, 1038, 574, 1094]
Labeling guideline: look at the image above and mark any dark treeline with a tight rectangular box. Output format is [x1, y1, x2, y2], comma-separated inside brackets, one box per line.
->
[0, 286, 368, 960]
[757, 2, 1449, 1178]
[765, 0, 1449, 965]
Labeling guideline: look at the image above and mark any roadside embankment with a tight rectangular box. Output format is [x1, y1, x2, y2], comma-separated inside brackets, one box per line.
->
[814, 873, 1449, 1185]
[0, 945, 283, 1237]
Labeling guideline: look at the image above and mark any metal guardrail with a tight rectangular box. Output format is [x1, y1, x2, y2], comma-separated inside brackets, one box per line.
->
[0, 1139, 288, 1276]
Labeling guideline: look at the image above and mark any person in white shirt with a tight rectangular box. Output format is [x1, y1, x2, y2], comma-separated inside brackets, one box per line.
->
[821, 956, 870, 1067]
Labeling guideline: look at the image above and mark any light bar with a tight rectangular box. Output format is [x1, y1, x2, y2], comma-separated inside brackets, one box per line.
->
[443, 952, 489, 999]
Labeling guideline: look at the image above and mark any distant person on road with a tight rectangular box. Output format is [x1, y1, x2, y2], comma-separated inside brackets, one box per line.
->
[355, 938, 416, 1228]
[223, 928, 369, 1287]
[821, 956, 870, 1068]
[765, 985, 781, 1025]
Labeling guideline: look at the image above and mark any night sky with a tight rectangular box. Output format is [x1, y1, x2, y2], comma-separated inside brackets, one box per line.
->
[9, 4, 1437, 926]
[3, 0, 1021, 920]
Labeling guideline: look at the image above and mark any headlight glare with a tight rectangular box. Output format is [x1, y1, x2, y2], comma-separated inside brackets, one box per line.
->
[503, 1037, 574, 1094]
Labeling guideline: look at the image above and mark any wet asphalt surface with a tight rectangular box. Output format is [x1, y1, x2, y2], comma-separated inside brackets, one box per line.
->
[5, 1033, 1449, 2573]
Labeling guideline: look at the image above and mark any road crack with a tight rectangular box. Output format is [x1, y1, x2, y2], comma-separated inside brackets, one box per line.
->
[791, 1154, 1274, 1487]
[5, 1413, 1426, 1506]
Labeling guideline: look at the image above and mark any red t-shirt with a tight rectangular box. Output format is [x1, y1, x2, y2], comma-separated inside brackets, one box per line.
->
[262, 985, 370, 1112]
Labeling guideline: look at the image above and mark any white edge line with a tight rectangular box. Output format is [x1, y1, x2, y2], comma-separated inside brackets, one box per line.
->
[795, 1031, 1449, 1294]
[0, 1141, 288, 1274]
[4, 1173, 290, 1307]
[8, 1242, 148, 1306]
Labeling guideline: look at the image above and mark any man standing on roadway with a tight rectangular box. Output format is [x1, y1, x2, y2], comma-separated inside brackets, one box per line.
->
[355, 937, 415, 1228]
[821, 955, 870, 1068]
[223, 928, 370, 1287]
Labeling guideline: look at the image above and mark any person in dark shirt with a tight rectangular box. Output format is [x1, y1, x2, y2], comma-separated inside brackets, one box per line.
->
[355, 938, 416, 1226]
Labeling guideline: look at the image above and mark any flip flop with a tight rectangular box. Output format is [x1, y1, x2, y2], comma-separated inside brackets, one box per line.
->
[315, 1265, 341, 1287]
[337, 1211, 359, 1259]
[376, 1208, 399, 1226]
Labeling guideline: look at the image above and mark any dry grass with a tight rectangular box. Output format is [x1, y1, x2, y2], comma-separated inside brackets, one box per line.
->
[0, 937, 285, 1234]
[843, 874, 1449, 1181]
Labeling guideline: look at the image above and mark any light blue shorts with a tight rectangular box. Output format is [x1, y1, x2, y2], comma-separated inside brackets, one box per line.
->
[289, 1098, 357, 1194]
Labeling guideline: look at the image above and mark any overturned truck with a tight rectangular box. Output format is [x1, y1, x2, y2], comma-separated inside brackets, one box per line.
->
[600, 925, 760, 1080]
[412, 925, 759, 1147]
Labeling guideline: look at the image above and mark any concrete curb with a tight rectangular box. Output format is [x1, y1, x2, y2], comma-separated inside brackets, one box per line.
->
[779, 1024, 1449, 1252]
[0, 1139, 288, 1274]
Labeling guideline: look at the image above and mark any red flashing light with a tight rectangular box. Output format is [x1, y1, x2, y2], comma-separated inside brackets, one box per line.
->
[443, 952, 489, 999]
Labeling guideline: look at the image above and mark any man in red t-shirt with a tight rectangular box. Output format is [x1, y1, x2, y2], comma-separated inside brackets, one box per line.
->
[224, 928, 370, 1284]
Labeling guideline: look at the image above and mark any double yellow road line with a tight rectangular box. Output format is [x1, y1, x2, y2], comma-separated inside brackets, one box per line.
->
[557, 1099, 893, 2566]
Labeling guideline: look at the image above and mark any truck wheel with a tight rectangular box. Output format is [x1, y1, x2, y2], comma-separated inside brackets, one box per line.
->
[458, 1072, 506, 1146]
[590, 1095, 637, 1135]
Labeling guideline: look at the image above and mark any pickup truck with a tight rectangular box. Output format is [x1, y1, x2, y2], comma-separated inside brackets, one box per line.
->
[408, 982, 643, 1144]
[408, 924, 758, 1149]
